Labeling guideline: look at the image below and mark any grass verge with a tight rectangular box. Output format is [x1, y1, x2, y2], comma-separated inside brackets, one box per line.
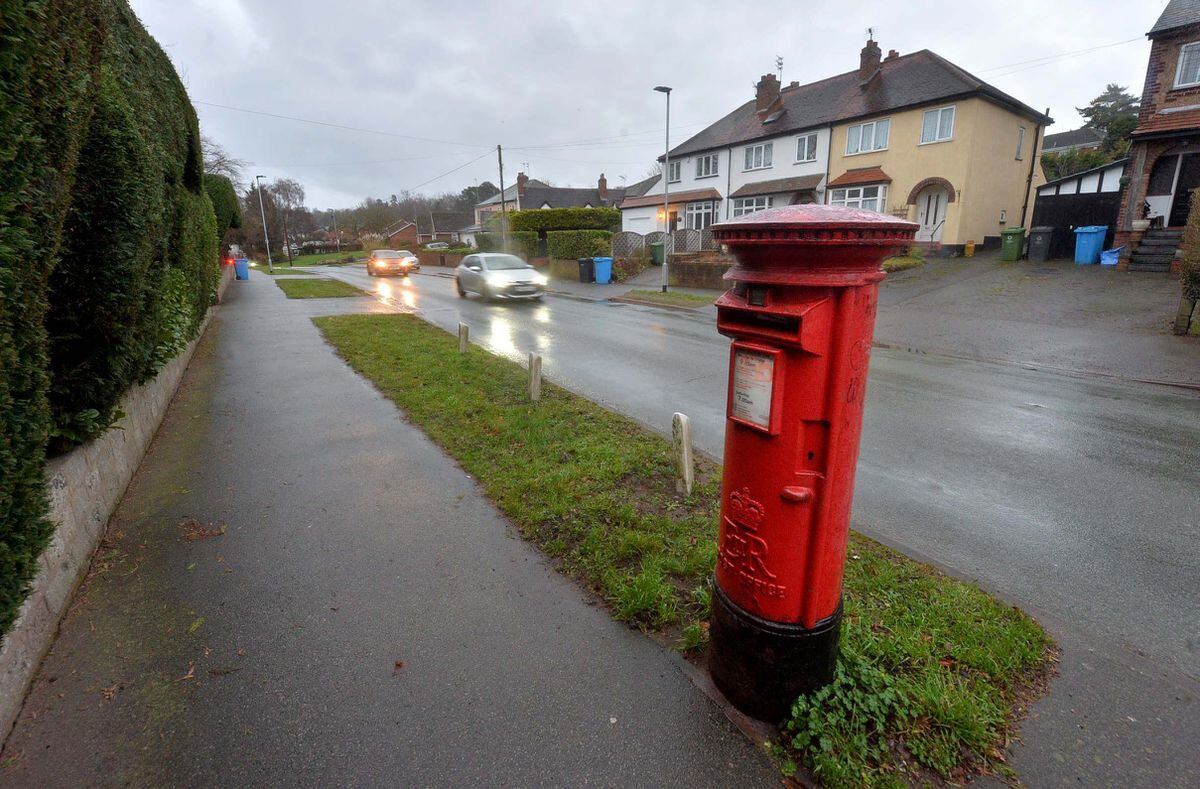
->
[279, 250, 365, 266]
[314, 313, 1053, 787]
[275, 278, 368, 299]
[882, 255, 926, 273]
[622, 289, 716, 308]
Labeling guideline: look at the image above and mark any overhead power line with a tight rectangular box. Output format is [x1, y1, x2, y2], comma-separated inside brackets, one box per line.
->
[978, 36, 1144, 77]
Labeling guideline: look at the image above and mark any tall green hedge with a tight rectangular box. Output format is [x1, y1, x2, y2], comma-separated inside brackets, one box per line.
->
[476, 231, 539, 258]
[0, 0, 220, 633]
[547, 230, 612, 259]
[508, 207, 621, 232]
[204, 174, 242, 237]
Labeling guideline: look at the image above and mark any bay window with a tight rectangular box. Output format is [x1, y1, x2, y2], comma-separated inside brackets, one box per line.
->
[731, 196, 772, 217]
[685, 201, 716, 230]
[828, 184, 887, 213]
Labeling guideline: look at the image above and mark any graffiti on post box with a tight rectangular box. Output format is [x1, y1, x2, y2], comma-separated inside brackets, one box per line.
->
[731, 349, 775, 429]
[718, 487, 786, 599]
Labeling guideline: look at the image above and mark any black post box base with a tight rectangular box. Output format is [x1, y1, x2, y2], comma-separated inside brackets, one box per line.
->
[708, 580, 842, 722]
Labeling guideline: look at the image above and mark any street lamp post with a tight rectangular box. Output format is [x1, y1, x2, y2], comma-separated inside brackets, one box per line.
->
[331, 208, 341, 254]
[255, 175, 273, 273]
[654, 86, 671, 293]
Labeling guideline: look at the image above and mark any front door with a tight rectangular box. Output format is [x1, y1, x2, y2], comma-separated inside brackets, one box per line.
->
[916, 185, 948, 242]
[1169, 154, 1200, 227]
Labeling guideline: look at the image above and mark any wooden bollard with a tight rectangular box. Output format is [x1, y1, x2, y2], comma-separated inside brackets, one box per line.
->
[528, 352, 542, 402]
[458, 323, 469, 354]
[672, 412, 694, 495]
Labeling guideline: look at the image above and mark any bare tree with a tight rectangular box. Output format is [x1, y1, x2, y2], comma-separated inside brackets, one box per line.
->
[201, 135, 248, 187]
[270, 178, 306, 264]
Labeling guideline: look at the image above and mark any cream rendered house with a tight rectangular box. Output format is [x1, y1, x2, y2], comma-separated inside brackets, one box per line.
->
[623, 40, 1051, 253]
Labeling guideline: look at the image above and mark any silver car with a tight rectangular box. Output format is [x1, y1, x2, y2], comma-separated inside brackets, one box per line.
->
[455, 253, 547, 301]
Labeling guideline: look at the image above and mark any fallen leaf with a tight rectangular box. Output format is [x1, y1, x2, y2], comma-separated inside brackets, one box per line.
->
[236, 648, 246, 657]
[208, 666, 240, 676]
[392, 660, 406, 676]
[100, 683, 120, 700]
[179, 518, 226, 542]
[187, 617, 205, 635]
[176, 662, 196, 682]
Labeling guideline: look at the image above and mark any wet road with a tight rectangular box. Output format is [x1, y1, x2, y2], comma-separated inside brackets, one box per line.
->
[324, 265, 1200, 679]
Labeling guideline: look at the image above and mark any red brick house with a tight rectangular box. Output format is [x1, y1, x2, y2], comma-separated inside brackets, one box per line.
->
[1117, 0, 1200, 271]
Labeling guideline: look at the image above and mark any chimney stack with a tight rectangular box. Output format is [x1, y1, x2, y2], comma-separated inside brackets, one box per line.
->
[598, 173, 608, 202]
[516, 172, 528, 197]
[885, 49, 899, 61]
[755, 73, 781, 114]
[859, 39, 882, 79]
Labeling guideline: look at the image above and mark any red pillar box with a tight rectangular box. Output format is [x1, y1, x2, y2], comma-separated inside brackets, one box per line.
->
[707, 205, 916, 721]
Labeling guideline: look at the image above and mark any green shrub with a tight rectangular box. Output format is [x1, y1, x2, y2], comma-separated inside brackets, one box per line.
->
[204, 174, 241, 237]
[508, 207, 620, 232]
[547, 230, 612, 259]
[476, 231, 539, 258]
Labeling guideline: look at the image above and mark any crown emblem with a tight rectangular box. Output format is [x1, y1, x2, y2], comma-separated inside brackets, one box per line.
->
[728, 487, 764, 529]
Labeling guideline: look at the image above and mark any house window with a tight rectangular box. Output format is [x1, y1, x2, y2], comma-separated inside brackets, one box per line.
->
[696, 154, 719, 178]
[1176, 42, 1200, 88]
[828, 184, 887, 213]
[667, 161, 681, 183]
[920, 106, 955, 144]
[731, 196, 772, 217]
[1015, 127, 1026, 160]
[846, 119, 890, 154]
[796, 132, 818, 163]
[743, 142, 773, 170]
[685, 200, 716, 229]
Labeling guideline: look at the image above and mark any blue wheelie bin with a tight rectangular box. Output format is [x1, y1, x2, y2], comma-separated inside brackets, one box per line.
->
[1073, 226, 1107, 265]
[234, 258, 250, 280]
[592, 256, 613, 285]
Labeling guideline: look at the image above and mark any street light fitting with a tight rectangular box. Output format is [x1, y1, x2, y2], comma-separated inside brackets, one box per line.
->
[654, 85, 672, 94]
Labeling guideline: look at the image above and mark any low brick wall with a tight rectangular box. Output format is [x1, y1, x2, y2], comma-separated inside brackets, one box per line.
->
[668, 253, 732, 290]
[0, 264, 233, 742]
[415, 250, 466, 268]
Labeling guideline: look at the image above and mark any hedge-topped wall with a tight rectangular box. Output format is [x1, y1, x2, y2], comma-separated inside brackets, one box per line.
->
[0, 0, 220, 633]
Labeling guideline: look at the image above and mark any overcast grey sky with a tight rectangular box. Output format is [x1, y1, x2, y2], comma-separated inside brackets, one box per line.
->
[130, 0, 1165, 209]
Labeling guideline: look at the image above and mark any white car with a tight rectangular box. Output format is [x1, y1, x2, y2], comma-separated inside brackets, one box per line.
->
[455, 253, 546, 301]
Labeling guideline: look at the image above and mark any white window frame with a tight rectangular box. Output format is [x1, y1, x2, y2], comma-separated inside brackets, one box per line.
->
[796, 132, 818, 163]
[667, 160, 681, 183]
[845, 119, 890, 155]
[828, 184, 888, 213]
[695, 153, 719, 179]
[743, 142, 773, 171]
[685, 200, 716, 230]
[1015, 126, 1026, 160]
[920, 106, 955, 145]
[731, 196, 773, 217]
[1176, 41, 1200, 88]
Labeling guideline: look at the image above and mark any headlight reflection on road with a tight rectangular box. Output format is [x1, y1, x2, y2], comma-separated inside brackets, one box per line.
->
[489, 316, 517, 355]
[532, 305, 551, 324]
[376, 280, 393, 301]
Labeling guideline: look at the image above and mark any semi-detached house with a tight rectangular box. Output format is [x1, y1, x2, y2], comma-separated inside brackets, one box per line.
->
[621, 40, 1051, 253]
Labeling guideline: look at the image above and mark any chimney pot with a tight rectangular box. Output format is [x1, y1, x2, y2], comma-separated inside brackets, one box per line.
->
[598, 173, 608, 202]
[859, 39, 882, 79]
[755, 73, 781, 114]
[789, 81, 799, 88]
[886, 49, 899, 61]
[516, 172, 528, 197]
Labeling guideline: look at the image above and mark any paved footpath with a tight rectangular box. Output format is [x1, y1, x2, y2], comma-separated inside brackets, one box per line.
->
[0, 275, 777, 786]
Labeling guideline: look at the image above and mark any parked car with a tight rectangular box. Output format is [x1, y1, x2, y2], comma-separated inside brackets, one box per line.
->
[425, 241, 450, 250]
[455, 253, 547, 301]
[366, 249, 419, 277]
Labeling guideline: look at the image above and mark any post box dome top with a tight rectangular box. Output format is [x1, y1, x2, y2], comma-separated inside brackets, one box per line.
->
[712, 204, 917, 240]
[711, 205, 918, 283]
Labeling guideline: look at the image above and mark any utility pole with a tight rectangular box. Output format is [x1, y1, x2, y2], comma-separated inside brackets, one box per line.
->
[497, 144, 508, 254]
[331, 208, 341, 254]
[255, 174, 273, 273]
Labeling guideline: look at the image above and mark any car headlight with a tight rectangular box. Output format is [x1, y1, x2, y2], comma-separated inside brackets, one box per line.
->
[532, 273, 548, 286]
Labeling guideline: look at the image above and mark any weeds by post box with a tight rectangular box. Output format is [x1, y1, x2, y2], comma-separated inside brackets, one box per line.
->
[706, 205, 917, 721]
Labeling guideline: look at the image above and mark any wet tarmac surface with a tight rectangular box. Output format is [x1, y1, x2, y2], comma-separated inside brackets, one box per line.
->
[329, 265, 1200, 680]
